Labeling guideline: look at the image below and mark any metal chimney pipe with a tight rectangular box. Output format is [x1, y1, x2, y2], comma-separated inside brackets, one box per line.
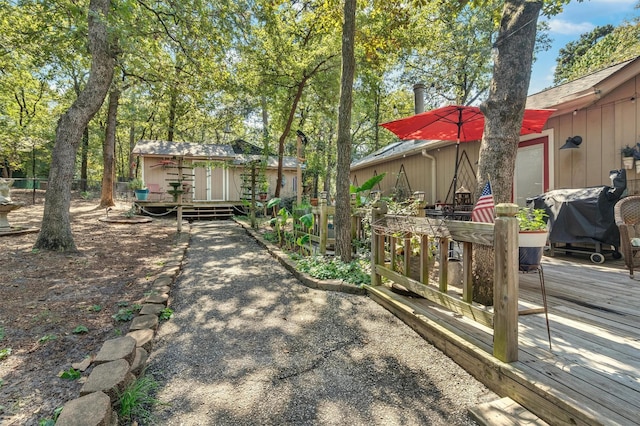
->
[413, 83, 426, 114]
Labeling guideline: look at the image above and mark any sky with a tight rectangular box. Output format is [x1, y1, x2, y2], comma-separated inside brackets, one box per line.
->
[528, 0, 639, 95]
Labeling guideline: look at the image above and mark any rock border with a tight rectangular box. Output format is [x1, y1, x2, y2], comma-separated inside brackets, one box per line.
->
[56, 218, 365, 425]
[55, 226, 190, 425]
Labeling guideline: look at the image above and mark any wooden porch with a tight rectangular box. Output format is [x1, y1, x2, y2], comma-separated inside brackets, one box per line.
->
[367, 253, 640, 425]
[133, 200, 244, 220]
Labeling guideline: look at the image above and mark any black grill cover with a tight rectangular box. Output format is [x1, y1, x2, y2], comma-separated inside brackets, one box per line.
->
[527, 169, 626, 248]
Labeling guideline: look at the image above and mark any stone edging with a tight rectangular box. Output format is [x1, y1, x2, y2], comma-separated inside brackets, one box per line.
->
[55, 226, 191, 425]
[236, 219, 366, 296]
[56, 218, 364, 425]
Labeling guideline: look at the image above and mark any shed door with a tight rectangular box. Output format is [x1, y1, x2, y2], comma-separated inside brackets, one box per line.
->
[515, 136, 549, 207]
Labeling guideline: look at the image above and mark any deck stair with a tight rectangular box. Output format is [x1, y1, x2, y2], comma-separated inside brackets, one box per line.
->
[181, 204, 234, 220]
[469, 397, 549, 426]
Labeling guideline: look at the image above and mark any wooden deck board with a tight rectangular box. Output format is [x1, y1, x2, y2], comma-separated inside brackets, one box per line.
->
[367, 253, 640, 425]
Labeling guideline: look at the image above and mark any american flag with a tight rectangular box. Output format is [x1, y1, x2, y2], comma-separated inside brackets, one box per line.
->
[471, 181, 495, 223]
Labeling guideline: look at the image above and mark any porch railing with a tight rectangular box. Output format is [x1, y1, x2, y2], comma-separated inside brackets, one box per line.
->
[302, 199, 368, 255]
[369, 200, 519, 362]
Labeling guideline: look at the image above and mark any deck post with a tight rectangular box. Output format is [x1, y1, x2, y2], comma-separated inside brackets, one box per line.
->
[319, 197, 328, 255]
[493, 203, 519, 362]
[420, 235, 430, 284]
[370, 200, 387, 286]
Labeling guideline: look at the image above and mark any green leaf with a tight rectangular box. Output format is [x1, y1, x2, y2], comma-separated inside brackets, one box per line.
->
[0, 348, 12, 360]
[354, 173, 386, 193]
[267, 198, 281, 209]
[159, 308, 173, 320]
[59, 368, 81, 380]
[72, 325, 88, 334]
[299, 213, 314, 229]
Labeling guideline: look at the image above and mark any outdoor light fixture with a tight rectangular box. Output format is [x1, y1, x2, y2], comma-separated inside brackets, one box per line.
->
[560, 135, 583, 150]
[573, 110, 578, 116]
[413, 191, 425, 202]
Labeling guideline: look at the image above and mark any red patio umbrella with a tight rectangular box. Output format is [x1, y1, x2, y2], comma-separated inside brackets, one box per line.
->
[380, 105, 555, 207]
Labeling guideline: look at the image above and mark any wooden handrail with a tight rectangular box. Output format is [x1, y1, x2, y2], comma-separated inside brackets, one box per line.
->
[369, 201, 520, 362]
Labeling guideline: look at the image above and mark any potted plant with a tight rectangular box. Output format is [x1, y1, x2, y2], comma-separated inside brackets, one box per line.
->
[128, 178, 149, 201]
[259, 180, 269, 201]
[621, 145, 635, 170]
[517, 207, 549, 271]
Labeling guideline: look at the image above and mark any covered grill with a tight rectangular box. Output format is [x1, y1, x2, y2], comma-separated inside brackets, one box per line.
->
[527, 169, 626, 263]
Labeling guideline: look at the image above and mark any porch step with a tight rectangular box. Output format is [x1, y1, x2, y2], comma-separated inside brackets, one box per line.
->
[182, 205, 234, 220]
[469, 397, 549, 426]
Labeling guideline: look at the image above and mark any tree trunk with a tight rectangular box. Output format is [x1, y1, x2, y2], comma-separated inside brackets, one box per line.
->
[80, 127, 89, 191]
[335, 0, 356, 262]
[473, 0, 542, 305]
[34, 0, 115, 252]
[99, 87, 119, 208]
[129, 123, 136, 179]
[275, 80, 306, 198]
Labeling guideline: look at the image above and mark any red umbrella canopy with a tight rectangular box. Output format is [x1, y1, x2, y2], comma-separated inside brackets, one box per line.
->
[380, 105, 555, 142]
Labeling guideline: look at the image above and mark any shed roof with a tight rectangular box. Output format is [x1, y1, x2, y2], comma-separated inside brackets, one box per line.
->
[133, 140, 236, 158]
[132, 140, 298, 169]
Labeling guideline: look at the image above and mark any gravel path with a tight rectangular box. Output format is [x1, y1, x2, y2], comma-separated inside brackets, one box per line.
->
[146, 221, 496, 425]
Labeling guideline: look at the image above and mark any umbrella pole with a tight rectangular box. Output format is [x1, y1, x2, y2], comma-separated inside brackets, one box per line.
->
[452, 140, 460, 210]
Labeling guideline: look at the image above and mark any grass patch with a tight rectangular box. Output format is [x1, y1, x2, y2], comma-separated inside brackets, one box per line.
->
[117, 374, 163, 424]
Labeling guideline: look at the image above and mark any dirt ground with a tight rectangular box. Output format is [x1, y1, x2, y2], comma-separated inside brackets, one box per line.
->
[1, 190, 179, 425]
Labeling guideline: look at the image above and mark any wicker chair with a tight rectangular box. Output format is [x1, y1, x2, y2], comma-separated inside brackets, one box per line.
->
[614, 195, 640, 278]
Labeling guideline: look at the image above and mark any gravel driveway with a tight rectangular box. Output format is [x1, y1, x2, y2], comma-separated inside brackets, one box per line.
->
[146, 221, 496, 425]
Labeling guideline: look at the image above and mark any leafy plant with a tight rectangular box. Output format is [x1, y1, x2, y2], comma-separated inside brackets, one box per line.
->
[295, 212, 314, 255]
[0, 348, 11, 360]
[89, 305, 102, 312]
[517, 207, 548, 231]
[38, 407, 62, 426]
[38, 334, 57, 344]
[112, 308, 135, 322]
[116, 375, 162, 424]
[72, 325, 88, 334]
[59, 368, 81, 380]
[621, 145, 635, 157]
[269, 207, 291, 246]
[128, 178, 147, 190]
[0, 326, 5, 340]
[294, 255, 371, 286]
[159, 308, 173, 320]
[350, 173, 386, 206]
[266, 197, 281, 217]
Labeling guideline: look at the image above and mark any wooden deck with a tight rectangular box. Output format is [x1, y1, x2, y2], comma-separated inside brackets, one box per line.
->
[366, 252, 640, 425]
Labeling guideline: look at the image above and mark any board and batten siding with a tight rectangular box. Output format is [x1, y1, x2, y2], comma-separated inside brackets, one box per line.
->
[548, 75, 640, 194]
[350, 142, 480, 205]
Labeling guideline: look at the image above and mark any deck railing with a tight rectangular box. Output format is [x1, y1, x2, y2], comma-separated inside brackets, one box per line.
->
[369, 200, 519, 362]
[299, 199, 367, 255]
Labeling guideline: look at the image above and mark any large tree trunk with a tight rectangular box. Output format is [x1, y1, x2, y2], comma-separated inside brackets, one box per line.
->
[34, 0, 115, 252]
[99, 87, 119, 208]
[335, 0, 356, 262]
[472, 0, 542, 304]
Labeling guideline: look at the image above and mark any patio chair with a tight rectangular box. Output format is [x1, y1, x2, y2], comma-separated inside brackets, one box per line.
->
[614, 195, 640, 278]
[147, 183, 164, 201]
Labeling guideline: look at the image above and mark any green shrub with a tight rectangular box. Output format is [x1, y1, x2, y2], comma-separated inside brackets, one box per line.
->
[295, 255, 371, 286]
